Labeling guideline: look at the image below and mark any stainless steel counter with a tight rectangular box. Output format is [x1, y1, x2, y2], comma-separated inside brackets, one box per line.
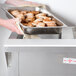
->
[4, 27, 76, 48]
[0, 4, 76, 48]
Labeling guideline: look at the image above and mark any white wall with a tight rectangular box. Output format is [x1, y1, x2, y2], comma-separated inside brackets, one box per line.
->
[27, 0, 76, 26]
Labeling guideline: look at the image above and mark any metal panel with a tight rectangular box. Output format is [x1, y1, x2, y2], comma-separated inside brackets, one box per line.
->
[19, 47, 76, 76]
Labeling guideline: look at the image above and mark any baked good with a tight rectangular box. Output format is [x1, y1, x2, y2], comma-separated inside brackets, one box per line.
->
[36, 22, 45, 27]
[10, 10, 62, 27]
[15, 14, 24, 21]
[28, 11, 40, 15]
[10, 10, 20, 17]
[28, 22, 33, 27]
[25, 13, 34, 18]
[25, 17, 35, 22]
[20, 11, 27, 15]
[36, 13, 46, 18]
[46, 21, 56, 27]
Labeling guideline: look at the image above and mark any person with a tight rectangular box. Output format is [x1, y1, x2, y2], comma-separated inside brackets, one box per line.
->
[0, 0, 39, 34]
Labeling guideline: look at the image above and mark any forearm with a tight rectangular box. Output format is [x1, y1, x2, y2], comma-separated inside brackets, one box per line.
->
[0, 18, 22, 34]
[5, 0, 24, 4]
[5, 0, 39, 7]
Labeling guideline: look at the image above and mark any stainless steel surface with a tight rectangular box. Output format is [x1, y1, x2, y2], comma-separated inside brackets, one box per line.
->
[5, 52, 12, 67]
[5, 47, 76, 76]
[19, 47, 76, 76]
[4, 28, 76, 48]
[2, 6, 67, 34]
[4, 27, 76, 76]
[8, 27, 74, 39]
[9, 32, 60, 39]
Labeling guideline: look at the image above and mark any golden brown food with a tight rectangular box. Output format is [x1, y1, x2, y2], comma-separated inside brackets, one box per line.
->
[16, 14, 24, 21]
[22, 23, 28, 26]
[32, 18, 43, 27]
[25, 17, 35, 22]
[20, 11, 27, 15]
[9, 10, 62, 27]
[43, 18, 56, 27]
[43, 18, 52, 22]
[36, 22, 45, 27]
[25, 13, 34, 18]
[46, 21, 56, 27]
[28, 22, 33, 27]
[10, 10, 20, 17]
[44, 17, 52, 20]
[36, 13, 46, 18]
[28, 11, 40, 15]
[22, 22, 33, 27]
[32, 22, 38, 27]
[34, 18, 43, 23]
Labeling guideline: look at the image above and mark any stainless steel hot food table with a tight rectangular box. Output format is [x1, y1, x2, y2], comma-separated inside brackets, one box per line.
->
[3, 27, 76, 76]
[2, 4, 76, 76]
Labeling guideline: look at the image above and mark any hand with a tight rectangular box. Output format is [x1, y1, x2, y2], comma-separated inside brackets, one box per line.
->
[6, 0, 40, 6]
[2, 18, 23, 34]
[4, 0, 41, 34]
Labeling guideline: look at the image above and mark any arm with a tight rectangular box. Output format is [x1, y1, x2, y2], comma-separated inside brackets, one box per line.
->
[0, 0, 39, 34]
[0, 18, 22, 34]
[5, 0, 39, 6]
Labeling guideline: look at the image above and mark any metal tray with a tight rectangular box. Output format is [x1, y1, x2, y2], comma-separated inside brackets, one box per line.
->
[2, 6, 67, 35]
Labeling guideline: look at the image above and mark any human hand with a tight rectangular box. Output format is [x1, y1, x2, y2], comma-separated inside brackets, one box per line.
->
[2, 18, 23, 34]
[6, 0, 40, 7]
